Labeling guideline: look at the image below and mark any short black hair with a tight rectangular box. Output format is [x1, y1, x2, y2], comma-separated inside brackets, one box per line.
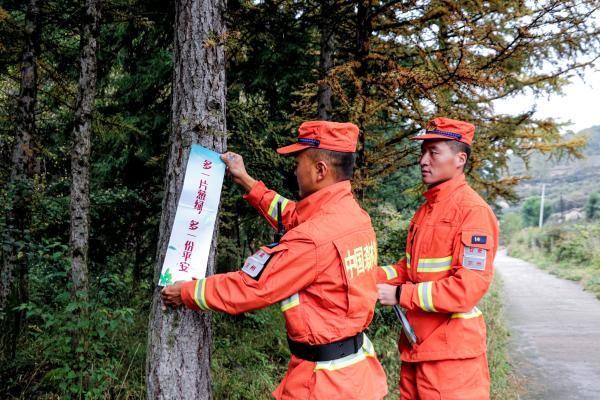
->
[446, 140, 471, 170]
[306, 148, 356, 181]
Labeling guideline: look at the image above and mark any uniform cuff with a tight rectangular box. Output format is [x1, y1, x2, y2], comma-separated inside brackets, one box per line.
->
[181, 279, 212, 311]
[181, 280, 200, 310]
[399, 282, 416, 310]
[377, 265, 398, 283]
[242, 180, 267, 208]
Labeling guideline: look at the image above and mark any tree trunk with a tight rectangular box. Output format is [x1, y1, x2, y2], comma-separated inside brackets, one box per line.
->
[0, 0, 40, 358]
[317, 0, 335, 120]
[1, 0, 39, 309]
[146, 0, 226, 397]
[69, 0, 100, 356]
[354, 0, 372, 200]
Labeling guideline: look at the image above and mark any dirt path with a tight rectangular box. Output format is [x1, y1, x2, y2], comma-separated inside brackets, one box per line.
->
[495, 250, 600, 400]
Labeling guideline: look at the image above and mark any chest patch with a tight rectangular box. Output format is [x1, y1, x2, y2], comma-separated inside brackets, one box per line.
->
[463, 246, 487, 271]
[471, 235, 487, 245]
[242, 249, 272, 279]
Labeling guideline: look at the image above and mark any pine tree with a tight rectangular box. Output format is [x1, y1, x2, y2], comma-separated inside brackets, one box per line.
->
[299, 0, 599, 200]
[146, 0, 227, 397]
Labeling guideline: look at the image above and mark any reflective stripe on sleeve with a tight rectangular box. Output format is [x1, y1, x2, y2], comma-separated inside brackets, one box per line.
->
[379, 265, 397, 280]
[193, 278, 211, 311]
[268, 194, 289, 221]
[451, 307, 483, 319]
[417, 255, 452, 272]
[280, 293, 300, 312]
[314, 334, 376, 371]
[417, 281, 436, 312]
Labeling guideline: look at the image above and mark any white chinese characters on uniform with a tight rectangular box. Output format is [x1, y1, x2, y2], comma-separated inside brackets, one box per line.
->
[343, 241, 378, 279]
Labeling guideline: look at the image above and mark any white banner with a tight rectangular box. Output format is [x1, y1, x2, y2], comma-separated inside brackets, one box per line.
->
[158, 144, 225, 286]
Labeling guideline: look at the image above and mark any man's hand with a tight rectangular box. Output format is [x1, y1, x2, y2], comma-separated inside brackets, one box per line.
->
[377, 283, 400, 306]
[221, 151, 257, 192]
[161, 281, 185, 310]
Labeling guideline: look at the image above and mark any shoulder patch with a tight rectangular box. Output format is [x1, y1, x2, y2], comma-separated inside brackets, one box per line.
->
[242, 248, 272, 279]
[463, 246, 487, 271]
[471, 235, 487, 244]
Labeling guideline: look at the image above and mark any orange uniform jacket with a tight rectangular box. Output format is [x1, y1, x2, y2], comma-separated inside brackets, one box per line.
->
[378, 173, 499, 362]
[181, 180, 388, 400]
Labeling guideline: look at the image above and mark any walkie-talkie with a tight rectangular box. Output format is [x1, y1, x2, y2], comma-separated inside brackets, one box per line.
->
[273, 202, 286, 244]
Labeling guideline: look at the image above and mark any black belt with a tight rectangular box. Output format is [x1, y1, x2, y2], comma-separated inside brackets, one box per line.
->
[287, 332, 364, 362]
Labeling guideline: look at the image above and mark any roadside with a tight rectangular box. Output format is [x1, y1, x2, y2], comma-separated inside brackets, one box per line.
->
[507, 223, 600, 299]
[496, 249, 600, 399]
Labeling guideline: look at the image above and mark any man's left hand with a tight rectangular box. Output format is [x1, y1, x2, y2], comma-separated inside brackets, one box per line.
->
[161, 282, 185, 309]
[377, 283, 400, 306]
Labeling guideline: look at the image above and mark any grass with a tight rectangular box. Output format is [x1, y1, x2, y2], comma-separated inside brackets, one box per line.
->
[211, 274, 519, 400]
[510, 250, 600, 299]
[507, 223, 600, 299]
[3, 277, 517, 399]
[480, 275, 520, 400]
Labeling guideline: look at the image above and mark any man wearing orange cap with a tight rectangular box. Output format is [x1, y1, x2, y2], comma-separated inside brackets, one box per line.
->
[161, 121, 388, 399]
[377, 117, 499, 399]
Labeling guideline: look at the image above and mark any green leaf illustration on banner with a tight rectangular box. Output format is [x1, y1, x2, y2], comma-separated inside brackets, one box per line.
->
[159, 268, 173, 286]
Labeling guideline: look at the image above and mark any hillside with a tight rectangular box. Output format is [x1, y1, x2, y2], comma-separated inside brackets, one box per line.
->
[508, 125, 600, 210]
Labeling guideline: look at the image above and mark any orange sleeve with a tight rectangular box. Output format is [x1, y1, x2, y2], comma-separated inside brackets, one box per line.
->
[377, 257, 409, 285]
[400, 205, 498, 314]
[180, 231, 317, 314]
[242, 180, 299, 231]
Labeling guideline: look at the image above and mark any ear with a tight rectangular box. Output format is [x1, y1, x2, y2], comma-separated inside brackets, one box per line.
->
[315, 160, 329, 182]
[455, 151, 467, 170]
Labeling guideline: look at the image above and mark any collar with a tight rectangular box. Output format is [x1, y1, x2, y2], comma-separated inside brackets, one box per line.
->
[296, 180, 353, 222]
[423, 173, 466, 204]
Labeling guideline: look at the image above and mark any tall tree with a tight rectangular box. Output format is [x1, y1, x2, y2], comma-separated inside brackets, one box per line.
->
[0, 0, 40, 357]
[69, 0, 100, 356]
[300, 0, 599, 200]
[317, 0, 335, 120]
[146, 0, 227, 397]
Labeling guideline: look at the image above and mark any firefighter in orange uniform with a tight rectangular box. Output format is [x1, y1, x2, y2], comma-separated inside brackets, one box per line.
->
[162, 121, 388, 400]
[377, 117, 499, 400]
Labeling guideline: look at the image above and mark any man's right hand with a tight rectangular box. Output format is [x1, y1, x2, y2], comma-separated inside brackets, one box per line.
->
[221, 151, 257, 192]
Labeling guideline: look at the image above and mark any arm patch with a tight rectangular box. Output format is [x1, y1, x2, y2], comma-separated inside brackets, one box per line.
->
[463, 246, 487, 271]
[242, 248, 272, 280]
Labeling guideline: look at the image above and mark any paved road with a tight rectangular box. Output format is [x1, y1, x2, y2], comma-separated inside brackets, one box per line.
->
[495, 250, 600, 400]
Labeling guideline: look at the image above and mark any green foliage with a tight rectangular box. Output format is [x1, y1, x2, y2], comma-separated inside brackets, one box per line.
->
[371, 203, 411, 266]
[585, 191, 600, 220]
[499, 212, 523, 245]
[479, 276, 519, 400]
[1, 1, 167, 396]
[507, 223, 600, 298]
[1, 239, 147, 398]
[4, 0, 597, 397]
[521, 196, 552, 227]
[212, 309, 289, 399]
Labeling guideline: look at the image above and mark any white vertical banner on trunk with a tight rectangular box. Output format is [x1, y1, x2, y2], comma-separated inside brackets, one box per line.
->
[158, 144, 225, 286]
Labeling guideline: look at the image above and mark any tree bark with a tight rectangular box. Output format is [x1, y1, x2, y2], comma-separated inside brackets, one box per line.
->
[146, 0, 227, 397]
[317, 0, 335, 120]
[0, 0, 40, 357]
[354, 0, 372, 200]
[69, 0, 100, 355]
[1, 0, 39, 308]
